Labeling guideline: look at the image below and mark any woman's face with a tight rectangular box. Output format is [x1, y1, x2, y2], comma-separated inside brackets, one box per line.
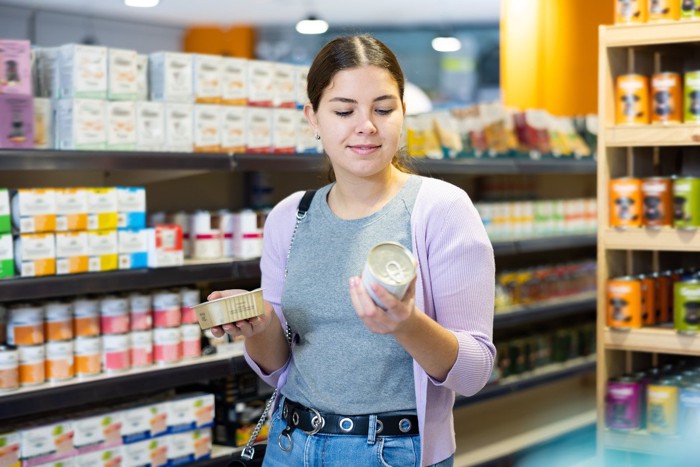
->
[305, 65, 405, 180]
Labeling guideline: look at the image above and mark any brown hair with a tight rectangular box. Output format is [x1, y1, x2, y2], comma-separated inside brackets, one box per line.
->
[307, 35, 414, 180]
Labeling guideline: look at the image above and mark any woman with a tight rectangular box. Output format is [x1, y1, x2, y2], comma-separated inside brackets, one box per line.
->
[209, 34, 495, 466]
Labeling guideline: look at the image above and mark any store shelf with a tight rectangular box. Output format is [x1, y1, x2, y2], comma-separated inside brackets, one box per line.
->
[604, 125, 700, 147]
[0, 258, 260, 302]
[456, 357, 596, 408]
[492, 234, 596, 255]
[603, 21, 700, 47]
[602, 227, 700, 251]
[494, 294, 596, 329]
[604, 326, 700, 356]
[232, 153, 326, 172]
[602, 430, 683, 456]
[411, 157, 596, 175]
[193, 445, 240, 467]
[0, 149, 234, 171]
[453, 376, 596, 467]
[0, 349, 248, 422]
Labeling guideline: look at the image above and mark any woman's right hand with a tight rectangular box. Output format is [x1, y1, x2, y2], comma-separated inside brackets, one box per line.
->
[206, 289, 272, 339]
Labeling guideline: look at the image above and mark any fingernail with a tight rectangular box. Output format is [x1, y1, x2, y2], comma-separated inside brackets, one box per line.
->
[349, 276, 358, 288]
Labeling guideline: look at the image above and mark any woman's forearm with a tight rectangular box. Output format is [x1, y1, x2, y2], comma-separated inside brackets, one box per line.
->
[244, 309, 291, 374]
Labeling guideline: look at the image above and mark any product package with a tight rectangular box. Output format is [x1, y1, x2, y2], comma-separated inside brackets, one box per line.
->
[221, 57, 248, 105]
[14, 233, 56, 277]
[10, 188, 57, 233]
[0, 233, 14, 279]
[245, 107, 272, 153]
[55, 188, 88, 231]
[55, 231, 89, 275]
[87, 230, 118, 272]
[118, 228, 148, 270]
[117, 186, 146, 229]
[86, 188, 118, 231]
[247, 59, 274, 107]
[220, 105, 246, 153]
[135, 101, 164, 151]
[0, 189, 9, 233]
[149, 52, 193, 103]
[33, 97, 53, 149]
[193, 104, 221, 152]
[0, 94, 34, 149]
[55, 98, 107, 150]
[272, 108, 296, 154]
[57, 44, 108, 99]
[106, 101, 136, 150]
[108, 47, 138, 101]
[147, 224, 184, 268]
[272, 63, 296, 108]
[0, 39, 32, 96]
[164, 102, 193, 152]
[193, 54, 222, 103]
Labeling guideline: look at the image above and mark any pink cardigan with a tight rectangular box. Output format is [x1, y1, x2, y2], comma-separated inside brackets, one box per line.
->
[244, 176, 495, 466]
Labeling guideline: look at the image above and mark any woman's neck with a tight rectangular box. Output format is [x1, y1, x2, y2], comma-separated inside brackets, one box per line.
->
[328, 168, 409, 220]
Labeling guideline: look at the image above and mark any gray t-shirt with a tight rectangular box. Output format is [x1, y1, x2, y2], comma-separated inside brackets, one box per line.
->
[281, 175, 422, 415]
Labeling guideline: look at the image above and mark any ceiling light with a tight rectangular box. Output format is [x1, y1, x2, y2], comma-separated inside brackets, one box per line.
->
[124, 0, 160, 7]
[432, 36, 462, 53]
[296, 16, 329, 35]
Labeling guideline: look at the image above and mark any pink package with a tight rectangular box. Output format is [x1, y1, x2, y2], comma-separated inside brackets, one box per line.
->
[0, 94, 34, 148]
[0, 40, 32, 95]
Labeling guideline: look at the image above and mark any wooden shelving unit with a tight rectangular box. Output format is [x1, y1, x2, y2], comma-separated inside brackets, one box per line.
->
[597, 20, 700, 462]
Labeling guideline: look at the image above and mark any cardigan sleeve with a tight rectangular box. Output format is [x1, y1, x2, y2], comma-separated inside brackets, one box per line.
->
[421, 190, 496, 396]
[242, 191, 305, 387]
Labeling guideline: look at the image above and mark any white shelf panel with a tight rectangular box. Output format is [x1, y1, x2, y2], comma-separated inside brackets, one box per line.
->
[604, 327, 700, 356]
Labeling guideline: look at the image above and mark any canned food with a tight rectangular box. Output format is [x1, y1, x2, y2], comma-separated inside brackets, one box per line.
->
[607, 276, 643, 329]
[610, 178, 642, 228]
[45, 340, 74, 382]
[74, 336, 101, 377]
[672, 177, 700, 229]
[129, 292, 152, 331]
[651, 73, 682, 124]
[674, 279, 700, 334]
[18, 344, 45, 386]
[153, 327, 181, 364]
[153, 290, 181, 328]
[685, 71, 700, 124]
[638, 274, 656, 326]
[606, 375, 643, 431]
[193, 288, 265, 330]
[615, 0, 647, 23]
[0, 346, 19, 392]
[8, 304, 44, 346]
[0, 306, 7, 344]
[648, 0, 680, 21]
[102, 334, 130, 373]
[362, 242, 417, 309]
[616, 74, 649, 125]
[641, 177, 673, 228]
[130, 330, 153, 368]
[648, 378, 679, 435]
[100, 296, 129, 334]
[180, 288, 200, 324]
[73, 297, 100, 337]
[44, 301, 73, 342]
[652, 271, 672, 324]
[680, 382, 700, 438]
[680, 0, 700, 19]
[180, 324, 202, 359]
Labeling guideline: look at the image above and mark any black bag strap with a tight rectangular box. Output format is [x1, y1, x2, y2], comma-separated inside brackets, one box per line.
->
[297, 189, 316, 217]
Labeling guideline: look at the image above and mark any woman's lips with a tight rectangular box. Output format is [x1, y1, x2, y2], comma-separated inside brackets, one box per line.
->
[349, 144, 381, 154]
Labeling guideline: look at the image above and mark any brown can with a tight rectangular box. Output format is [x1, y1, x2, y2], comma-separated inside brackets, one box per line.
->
[615, 0, 648, 23]
[616, 74, 649, 125]
[648, 0, 680, 21]
[610, 178, 643, 228]
[607, 276, 643, 329]
[641, 177, 673, 227]
[653, 271, 672, 324]
[638, 274, 657, 326]
[651, 73, 683, 124]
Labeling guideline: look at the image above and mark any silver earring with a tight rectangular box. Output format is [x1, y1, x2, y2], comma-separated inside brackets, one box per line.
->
[314, 132, 321, 140]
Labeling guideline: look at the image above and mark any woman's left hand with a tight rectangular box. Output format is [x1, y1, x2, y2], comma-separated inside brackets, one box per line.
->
[348, 275, 417, 334]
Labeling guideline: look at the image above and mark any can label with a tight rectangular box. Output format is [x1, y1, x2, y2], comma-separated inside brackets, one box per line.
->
[180, 324, 201, 359]
[129, 293, 152, 331]
[609, 178, 642, 228]
[100, 296, 129, 334]
[638, 275, 656, 326]
[641, 177, 673, 227]
[75, 336, 101, 377]
[651, 73, 682, 124]
[607, 277, 642, 329]
[154, 327, 181, 364]
[653, 272, 672, 323]
[0, 347, 19, 392]
[102, 334, 130, 372]
[8, 305, 44, 346]
[685, 71, 700, 123]
[130, 330, 153, 368]
[362, 242, 417, 309]
[45, 340, 74, 381]
[153, 291, 181, 328]
[18, 344, 45, 386]
[673, 177, 700, 229]
[615, 0, 647, 23]
[74, 298, 100, 337]
[648, 0, 680, 21]
[648, 383, 679, 435]
[180, 288, 200, 324]
[674, 280, 700, 333]
[44, 302, 74, 342]
[606, 379, 642, 430]
[616, 74, 649, 125]
[680, 0, 700, 19]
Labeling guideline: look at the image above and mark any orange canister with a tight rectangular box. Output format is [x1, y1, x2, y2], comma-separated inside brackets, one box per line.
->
[610, 178, 643, 228]
[0, 346, 19, 392]
[638, 274, 657, 326]
[44, 301, 73, 342]
[653, 271, 672, 324]
[73, 297, 100, 337]
[641, 177, 673, 227]
[616, 0, 648, 23]
[617, 74, 650, 125]
[651, 73, 683, 124]
[8, 304, 44, 346]
[607, 276, 643, 329]
[18, 344, 45, 386]
[45, 340, 74, 382]
[74, 336, 101, 378]
[648, 0, 680, 21]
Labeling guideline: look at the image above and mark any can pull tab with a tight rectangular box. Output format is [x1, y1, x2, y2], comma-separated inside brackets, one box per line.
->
[384, 260, 406, 283]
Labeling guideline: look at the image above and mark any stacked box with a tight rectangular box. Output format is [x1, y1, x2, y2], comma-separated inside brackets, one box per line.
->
[149, 52, 193, 103]
[106, 101, 136, 150]
[221, 57, 247, 106]
[57, 44, 108, 100]
[117, 187, 146, 229]
[33, 97, 53, 149]
[0, 39, 32, 95]
[135, 101, 164, 151]
[193, 104, 220, 152]
[107, 48, 138, 101]
[55, 98, 107, 150]
[192, 54, 222, 104]
[0, 94, 34, 149]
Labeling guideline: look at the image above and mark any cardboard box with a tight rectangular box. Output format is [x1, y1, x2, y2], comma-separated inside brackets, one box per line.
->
[10, 189, 57, 234]
[86, 188, 118, 231]
[55, 231, 89, 275]
[221, 57, 247, 106]
[220, 105, 246, 153]
[14, 233, 56, 277]
[0, 189, 10, 233]
[18, 422, 75, 466]
[135, 101, 164, 151]
[245, 107, 272, 153]
[193, 104, 220, 152]
[272, 108, 296, 154]
[147, 225, 183, 268]
[167, 429, 211, 466]
[0, 94, 34, 149]
[0, 39, 32, 96]
[294, 65, 309, 109]
[163, 103, 193, 152]
[106, 101, 136, 150]
[73, 446, 122, 467]
[167, 393, 214, 434]
[0, 431, 20, 467]
[149, 52, 193, 103]
[55, 98, 107, 150]
[86, 230, 118, 272]
[0, 233, 14, 279]
[57, 44, 108, 99]
[32, 97, 53, 149]
[117, 229, 148, 270]
[272, 63, 296, 108]
[55, 188, 88, 232]
[192, 54, 221, 104]
[121, 438, 167, 467]
[117, 187, 146, 229]
[73, 413, 123, 454]
[246, 60, 274, 107]
[107, 48, 138, 101]
[135, 54, 148, 101]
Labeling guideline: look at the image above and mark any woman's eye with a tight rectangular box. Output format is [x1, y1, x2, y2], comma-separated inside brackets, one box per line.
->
[375, 108, 394, 116]
[335, 110, 353, 117]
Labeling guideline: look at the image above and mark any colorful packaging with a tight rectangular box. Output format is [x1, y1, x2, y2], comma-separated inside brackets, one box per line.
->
[0, 431, 20, 467]
[272, 108, 296, 154]
[192, 54, 222, 104]
[44, 301, 73, 341]
[685, 71, 700, 124]
[152, 291, 181, 328]
[18, 421, 75, 465]
[221, 57, 247, 106]
[18, 344, 45, 387]
[0, 346, 18, 392]
[615, 0, 647, 23]
[607, 276, 643, 329]
[118, 229, 148, 270]
[14, 233, 56, 277]
[87, 230, 118, 273]
[153, 327, 181, 365]
[147, 225, 183, 268]
[108, 47, 138, 101]
[245, 107, 272, 153]
[0, 94, 34, 148]
[616, 74, 649, 125]
[0, 233, 13, 279]
[606, 376, 643, 431]
[672, 176, 700, 229]
[100, 296, 129, 335]
[45, 340, 74, 382]
[128, 293, 152, 331]
[272, 63, 296, 108]
[648, 0, 679, 21]
[0, 39, 32, 95]
[609, 178, 642, 228]
[122, 437, 167, 467]
[87, 188, 118, 231]
[130, 330, 153, 367]
[167, 429, 211, 465]
[11, 189, 57, 234]
[220, 105, 246, 153]
[55, 231, 89, 275]
[167, 393, 214, 433]
[680, 0, 700, 19]
[674, 279, 700, 334]
[247, 60, 275, 107]
[647, 379, 679, 435]
[0, 189, 9, 233]
[74, 336, 101, 377]
[55, 188, 88, 232]
[117, 187, 146, 229]
[651, 72, 682, 124]
[102, 334, 130, 373]
[73, 298, 100, 338]
[73, 414, 123, 454]
[193, 104, 221, 152]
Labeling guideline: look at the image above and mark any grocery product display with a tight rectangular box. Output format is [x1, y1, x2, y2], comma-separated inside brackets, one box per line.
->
[598, 17, 700, 464]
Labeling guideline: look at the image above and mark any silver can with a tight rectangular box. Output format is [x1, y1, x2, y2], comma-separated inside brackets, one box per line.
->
[362, 242, 417, 309]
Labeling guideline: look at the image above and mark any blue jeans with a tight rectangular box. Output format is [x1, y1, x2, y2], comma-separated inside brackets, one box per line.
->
[262, 398, 454, 467]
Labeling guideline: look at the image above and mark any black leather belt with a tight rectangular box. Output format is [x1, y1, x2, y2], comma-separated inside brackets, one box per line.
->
[282, 399, 419, 436]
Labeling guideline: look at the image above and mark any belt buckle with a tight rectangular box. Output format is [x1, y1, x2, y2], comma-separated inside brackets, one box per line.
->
[301, 407, 325, 435]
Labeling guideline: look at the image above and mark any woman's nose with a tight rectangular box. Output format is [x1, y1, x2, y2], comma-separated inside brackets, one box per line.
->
[356, 115, 377, 134]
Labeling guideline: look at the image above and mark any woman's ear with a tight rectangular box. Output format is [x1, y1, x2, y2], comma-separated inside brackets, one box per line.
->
[304, 103, 318, 132]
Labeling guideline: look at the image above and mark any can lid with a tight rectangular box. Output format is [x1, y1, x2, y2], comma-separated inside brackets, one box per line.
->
[367, 242, 417, 286]
[609, 275, 638, 281]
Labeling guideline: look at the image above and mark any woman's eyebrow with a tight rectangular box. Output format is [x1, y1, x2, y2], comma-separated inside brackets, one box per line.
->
[328, 95, 398, 104]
